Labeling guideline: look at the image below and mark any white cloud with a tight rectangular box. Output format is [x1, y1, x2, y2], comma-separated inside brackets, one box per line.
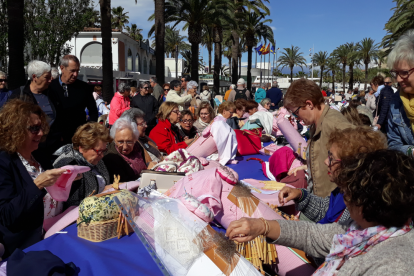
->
[270, 26, 276, 31]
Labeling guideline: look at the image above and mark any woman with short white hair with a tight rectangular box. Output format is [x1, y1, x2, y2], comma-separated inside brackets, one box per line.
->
[0, 71, 10, 108]
[187, 80, 202, 108]
[102, 117, 146, 183]
[387, 30, 414, 156]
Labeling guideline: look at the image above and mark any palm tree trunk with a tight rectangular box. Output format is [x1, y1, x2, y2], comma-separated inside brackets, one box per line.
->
[238, 55, 241, 79]
[231, 31, 239, 84]
[332, 71, 335, 93]
[155, 0, 165, 85]
[191, 42, 199, 82]
[319, 66, 323, 88]
[214, 42, 221, 95]
[342, 63, 346, 92]
[290, 66, 293, 83]
[364, 62, 368, 90]
[100, 0, 114, 103]
[349, 64, 354, 90]
[7, 0, 26, 90]
[208, 44, 212, 74]
[228, 57, 231, 77]
[247, 46, 252, 91]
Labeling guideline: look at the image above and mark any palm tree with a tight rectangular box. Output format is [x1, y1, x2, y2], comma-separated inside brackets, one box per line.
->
[111, 6, 129, 31]
[345, 42, 360, 90]
[100, 0, 114, 102]
[352, 67, 364, 84]
[333, 44, 351, 91]
[326, 57, 340, 92]
[201, 25, 213, 74]
[241, 11, 273, 91]
[181, 50, 204, 73]
[277, 46, 307, 83]
[85, 7, 101, 28]
[311, 51, 328, 88]
[7, 0, 26, 89]
[295, 71, 306, 78]
[125, 24, 143, 41]
[357, 38, 378, 90]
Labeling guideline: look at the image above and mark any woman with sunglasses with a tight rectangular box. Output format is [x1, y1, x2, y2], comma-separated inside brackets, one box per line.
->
[0, 71, 11, 108]
[130, 81, 159, 135]
[0, 100, 68, 257]
[279, 126, 387, 224]
[284, 78, 353, 198]
[149, 102, 194, 154]
[159, 83, 170, 104]
[103, 118, 146, 183]
[53, 122, 112, 209]
[387, 30, 414, 156]
[177, 110, 198, 139]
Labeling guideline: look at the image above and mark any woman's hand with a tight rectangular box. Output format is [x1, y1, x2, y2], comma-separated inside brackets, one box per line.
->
[225, 217, 265, 243]
[278, 186, 302, 206]
[287, 165, 307, 176]
[34, 168, 67, 190]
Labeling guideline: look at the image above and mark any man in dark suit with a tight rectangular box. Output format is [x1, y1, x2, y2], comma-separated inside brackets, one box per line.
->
[266, 81, 283, 110]
[49, 55, 98, 145]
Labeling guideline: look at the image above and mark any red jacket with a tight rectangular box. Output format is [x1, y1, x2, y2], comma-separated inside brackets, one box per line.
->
[149, 119, 187, 154]
[109, 92, 130, 125]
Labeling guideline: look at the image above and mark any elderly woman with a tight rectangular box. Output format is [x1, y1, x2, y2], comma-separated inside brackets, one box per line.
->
[108, 83, 131, 126]
[187, 80, 201, 110]
[387, 30, 414, 156]
[177, 110, 198, 139]
[365, 86, 376, 113]
[260, 98, 272, 111]
[149, 102, 193, 154]
[284, 78, 353, 197]
[120, 108, 163, 168]
[53, 122, 112, 209]
[217, 101, 236, 121]
[193, 101, 215, 132]
[245, 100, 259, 115]
[0, 71, 10, 108]
[0, 100, 67, 257]
[280, 126, 387, 224]
[227, 149, 414, 275]
[103, 118, 146, 183]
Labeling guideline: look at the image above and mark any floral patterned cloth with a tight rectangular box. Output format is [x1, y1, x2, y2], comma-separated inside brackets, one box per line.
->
[313, 221, 413, 276]
[17, 153, 63, 220]
[154, 149, 203, 175]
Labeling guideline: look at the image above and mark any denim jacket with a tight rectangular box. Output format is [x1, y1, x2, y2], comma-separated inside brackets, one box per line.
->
[387, 91, 414, 155]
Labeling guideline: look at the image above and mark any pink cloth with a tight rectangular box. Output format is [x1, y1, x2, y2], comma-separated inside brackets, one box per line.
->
[242, 178, 296, 207]
[259, 144, 283, 155]
[272, 107, 298, 136]
[258, 104, 268, 112]
[93, 92, 100, 100]
[277, 117, 307, 153]
[43, 205, 77, 232]
[269, 146, 296, 181]
[116, 143, 147, 176]
[108, 92, 130, 125]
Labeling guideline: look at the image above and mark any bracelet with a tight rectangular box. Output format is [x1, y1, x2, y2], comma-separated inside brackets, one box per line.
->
[259, 217, 270, 236]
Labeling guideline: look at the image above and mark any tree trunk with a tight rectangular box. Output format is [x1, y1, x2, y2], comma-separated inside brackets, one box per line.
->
[332, 71, 335, 93]
[342, 63, 346, 92]
[348, 64, 354, 90]
[231, 31, 239, 84]
[214, 42, 221, 96]
[7, 0, 26, 90]
[290, 66, 293, 83]
[155, 0, 165, 85]
[238, 55, 241, 80]
[319, 66, 323, 88]
[247, 45, 252, 91]
[191, 42, 199, 82]
[364, 62, 368, 90]
[228, 57, 231, 77]
[100, 0, 114, 103]
[208, 44, 212, 74]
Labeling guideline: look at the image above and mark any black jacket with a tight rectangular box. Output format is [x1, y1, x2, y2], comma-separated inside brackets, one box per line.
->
[130, 93, 159, 128]
[48, 78, 98, 144]
[266, 87, 283, 109]
[0, 151, 46, 258]
[376, 86, 394, 128]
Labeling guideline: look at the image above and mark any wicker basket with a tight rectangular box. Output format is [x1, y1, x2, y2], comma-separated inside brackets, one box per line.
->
[77, 218, 118, 242]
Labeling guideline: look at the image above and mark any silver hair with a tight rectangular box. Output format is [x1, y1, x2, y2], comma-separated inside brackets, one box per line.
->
[387, 29, 414, 69]
[260, 98, 272, 106]
[230, 84, 236, 89]
[150, 76, 157, 83]
[118, 82, 131, 93]
[187, 80, 198, 90]
[120, 107, 145, 123]
[51, 67, 59, 79]
[110, 117, 139, 140]
[59, 55, 80, 68]
[27, 60, 51, 80]
[272, 81, 278, 88]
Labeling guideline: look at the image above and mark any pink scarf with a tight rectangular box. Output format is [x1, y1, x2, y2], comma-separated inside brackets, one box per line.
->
[116, 143, 147, 176]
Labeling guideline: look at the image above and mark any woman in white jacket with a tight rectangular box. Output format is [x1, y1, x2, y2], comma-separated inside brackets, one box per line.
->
[166, 79, 195, 110]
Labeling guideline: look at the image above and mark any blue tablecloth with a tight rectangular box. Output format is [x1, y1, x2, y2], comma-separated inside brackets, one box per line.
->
[25, 144, 275, 275]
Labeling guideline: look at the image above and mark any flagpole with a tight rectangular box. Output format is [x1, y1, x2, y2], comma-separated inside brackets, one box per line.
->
[260, 51, 263, 87]
[272, 48, 275, 83]
[268, 50, 270, 88]
[255, 49, 257, 69]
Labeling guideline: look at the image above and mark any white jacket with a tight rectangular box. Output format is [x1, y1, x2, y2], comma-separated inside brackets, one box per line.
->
[200, 90, 211, 102]
[165, 89, 192, 110]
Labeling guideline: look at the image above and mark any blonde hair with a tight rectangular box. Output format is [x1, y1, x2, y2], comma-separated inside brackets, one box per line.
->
[156, 102, 179, 121]
[218, 101, 236, 114]
[72, 122, 112, 151]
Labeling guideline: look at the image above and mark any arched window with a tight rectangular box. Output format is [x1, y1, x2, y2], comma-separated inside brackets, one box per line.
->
[135, 53, 140, 72]
[143, 56, 147, 74]
[80, 42, 102, 65]
[127, 49, 133, 71]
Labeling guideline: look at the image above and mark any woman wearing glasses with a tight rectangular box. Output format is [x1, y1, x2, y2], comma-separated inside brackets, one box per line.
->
[103, 118, 146, 183]
[158, 83, 170, 104]
[0, 100, 68, 257]
[387, 30, 414, 156]
[53, 122, 112, 209]
[130, 81, 159, 135]
[0, 71, 11, 108]
[149, 102, 194, 154]
[283, 78, 352, 198]
[193, 101, 215, 132]
[177, 110, 198, 139]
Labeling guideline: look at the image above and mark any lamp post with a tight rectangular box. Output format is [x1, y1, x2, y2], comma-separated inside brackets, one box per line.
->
[273, 47, 279, 83]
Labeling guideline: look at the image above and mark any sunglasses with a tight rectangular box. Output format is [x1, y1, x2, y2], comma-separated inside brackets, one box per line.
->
[384, 82, 391, 85]
[143, 87, 149, 90]
[390, 68, 414, 79]
[92, 148, 108, 155]
[328, 150, 341, 167]
[164, 89, 169, 91]
[0, 79, 7, 83]
[27, 124, 43, 135]
[181, 119, 193, 124]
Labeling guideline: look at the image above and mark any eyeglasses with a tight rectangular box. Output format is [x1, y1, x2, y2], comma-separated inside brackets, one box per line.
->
[0, 79, 7, 83]
[291, 106, 303, 118]
[164, 89, 169, 91]
[200, 113, 210, 116]
[171, 109, 181, 115]
[115, 141, 135, 146]
[390, 68, 414, 79]
[328, 150, 341, 167]
[181, 119, 193, 124]
[92, 148, 108, 155]
[27, 124, 43, 135]
[137, 121, 147, 127]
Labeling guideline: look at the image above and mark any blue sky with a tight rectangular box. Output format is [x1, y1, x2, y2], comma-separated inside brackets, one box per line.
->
[111, 0, 396, 73]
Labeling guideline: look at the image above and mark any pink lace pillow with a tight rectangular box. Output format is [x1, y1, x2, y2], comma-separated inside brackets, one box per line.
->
[217, 166, 238, 185]
[180, 193, 214, 222]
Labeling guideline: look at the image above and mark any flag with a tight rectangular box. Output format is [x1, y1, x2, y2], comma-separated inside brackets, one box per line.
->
[262, 43, 270, 55]
[260, 44, 266, 53]
[270, 45, 275, 54]
[254, 44, 263, 55]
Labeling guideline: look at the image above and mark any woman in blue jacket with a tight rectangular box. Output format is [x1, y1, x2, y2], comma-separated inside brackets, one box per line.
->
[386, 30, 414, 156]
[254, 85, 267, 104]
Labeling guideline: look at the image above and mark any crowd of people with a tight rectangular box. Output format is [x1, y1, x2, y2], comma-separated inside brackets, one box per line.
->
[0, 29, 414, 275]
